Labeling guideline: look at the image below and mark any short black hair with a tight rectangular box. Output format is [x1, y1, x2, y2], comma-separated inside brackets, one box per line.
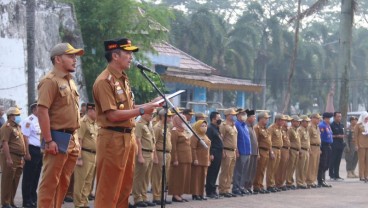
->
[105, 49, 122, 62]
[209, 111, 219, 121]
[334, 112, 342, 117]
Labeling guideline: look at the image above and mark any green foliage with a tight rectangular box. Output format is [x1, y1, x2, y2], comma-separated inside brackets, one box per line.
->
[63, 0, 173, 103]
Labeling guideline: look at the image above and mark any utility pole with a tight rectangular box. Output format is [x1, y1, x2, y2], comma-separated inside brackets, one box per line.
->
[26, 0, 36, 113]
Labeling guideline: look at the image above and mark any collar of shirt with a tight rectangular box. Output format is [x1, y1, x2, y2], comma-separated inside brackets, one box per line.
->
[85, 115, 95, 124]
[107, 64, 128, 80]
[52, 68, 72, 80]
[235, 120, 245, 127]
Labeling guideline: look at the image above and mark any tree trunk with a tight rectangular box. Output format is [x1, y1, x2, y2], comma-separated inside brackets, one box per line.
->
[281, 0, 302, 114]
[27, 0, 36, 112]
[338, 0, 353, 125]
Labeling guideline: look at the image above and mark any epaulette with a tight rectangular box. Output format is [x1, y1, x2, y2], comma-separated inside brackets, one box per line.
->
[29, 117, 33, 121]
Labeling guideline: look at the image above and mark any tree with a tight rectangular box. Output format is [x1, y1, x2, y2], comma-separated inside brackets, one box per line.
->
[26, 0, 36, 112]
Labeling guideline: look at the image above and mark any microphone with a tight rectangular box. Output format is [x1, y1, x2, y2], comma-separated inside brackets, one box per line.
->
[132, 60, 157, 74]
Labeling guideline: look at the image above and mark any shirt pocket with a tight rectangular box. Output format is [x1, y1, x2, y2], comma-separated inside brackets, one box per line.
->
[58, 87, 71, 105]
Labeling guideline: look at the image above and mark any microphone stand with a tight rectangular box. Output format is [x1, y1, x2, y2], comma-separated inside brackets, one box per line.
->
[138, 69, 208, 208]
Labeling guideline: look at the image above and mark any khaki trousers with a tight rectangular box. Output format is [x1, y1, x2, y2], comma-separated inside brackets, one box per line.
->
[37, 135, 79, 208]
[151, 151, 171, 201]
[94, 129, 136, 208]
[286, 149, 299, 186]
[266, 148, 281, 188]
[132, 153, 153, 203]
[296, 149, 309, 186]
[1, 153, 23, 206]
[275, 148, 289, 188]
[73, 151, 96, 207]
[253, 149, 269, 190]
[306, 146, 320, 185]
[358, 148, 368, 179]
[218, 151, 236, 194]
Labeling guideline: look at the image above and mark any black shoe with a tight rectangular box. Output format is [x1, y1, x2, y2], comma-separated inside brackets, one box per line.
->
[286, 185, 296, 190]
[135, 201, 148, 207]
[319, 182, 332, 188]
[206, 194, 218, 199]
[182, 198, 189, 202]
[232, 190, 244, 196]
[88, 194, 95, 201]
[129, 203, 135, 208]
[22, 203, 35, 208]
[335, 177, 344, 180]
[267, 187, 277, 193]
[200, 196, 207, 200]
[143, 201, 156, 207]
[172, 197, 184, 203]
[219, 193, 232, 198]
[229, 193, 237, 197]
[64, 196, 73, 203]
[297, 185, 308, 189]
[192, 195, 202, 200]
[240, 189, 250, 195]
[275, 187, 282, 192]
[280, 186, 288, 191]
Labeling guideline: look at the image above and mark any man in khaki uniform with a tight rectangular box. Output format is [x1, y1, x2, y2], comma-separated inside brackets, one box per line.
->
[286, 115, 302, 189]
[73, 103, 98, 208]
[266, 114, 286, 192]
[306, 113, 322, 188]
[253, 112, 272, 194]
[93, 38, 159, 208]
[276, 115, 292, 190]
[132, 111, 157, 207]
[296, 115, 311, 189]
[218, 108, 238, 197]
[0, 107, 26, 208]
[151, 109, 173, 205]
[37, 43, 84, 208]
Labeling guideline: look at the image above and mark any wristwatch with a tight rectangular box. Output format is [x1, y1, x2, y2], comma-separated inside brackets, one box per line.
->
[139, 107, 145, 115]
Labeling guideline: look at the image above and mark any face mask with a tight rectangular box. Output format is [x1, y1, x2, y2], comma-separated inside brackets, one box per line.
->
[216, 119, 222, 125]
[241, 115, 247, 121]
[287, 122, 291, 127]
[232, 116, 237, 122]
[199, 127, 207, 134]
[14, 115, 21, 125]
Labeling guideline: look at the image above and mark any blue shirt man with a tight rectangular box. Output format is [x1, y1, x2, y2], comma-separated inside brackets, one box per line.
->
[235, 120, 251, 155]
[319, 120, 333, 144]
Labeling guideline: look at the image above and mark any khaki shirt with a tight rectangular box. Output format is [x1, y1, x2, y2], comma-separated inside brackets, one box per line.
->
[282, 126, 290, 148]
[37, 69, 80, 130]
[298, 126, 310, 149]
[309, 123, 321, 145]
[93, 66, 135, 128]
[219, 122, 238, 150]
[78, 115, 98, 151]
[268, 123, 283, 148]
[191, 134, 211, 166]
[171, 129, 192, 163]
[0, 121, 26, 155]
[153, 122, 172, 152]
[353, 124, 368, 148]
[135, 119, 155, 152]
[254, 124, 271, 150]
[288, 127, 301, 150]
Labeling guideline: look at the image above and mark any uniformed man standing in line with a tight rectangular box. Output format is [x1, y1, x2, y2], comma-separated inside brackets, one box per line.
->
[73, 103, 98, 208]
[243, 109, 258, 194]
[275, 115, 291, 191]
[21, 103, 43, 208]
[317, 112, 333, 187]
[296, 115, 311, 189]
[253, 112, 272, 194]
[183, 109, 195, 124]
[285, 115, 302, 190]
[218, 108, 238, 197]
[151, 109, 173, 205]
[195, 112, 208, 122]
[132, 110, 157, 207]
[345, 116, 359, 178]
[329, 112, 345, 180]
[93, 38, 159, 208]
[37, 43, 84, 207]
[306, 113, 322, 188]
[266, 114, 285, 193]
[0, 107, 25, 208]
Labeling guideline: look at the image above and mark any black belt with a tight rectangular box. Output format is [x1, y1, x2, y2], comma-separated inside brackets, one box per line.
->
[10, 152, 25, 157]
[301, 147, 309, 151]
[259, 147, 269, 151]
[223, 147, 235, 151]
[142, 148, 153, 153]
[82, 147, 96, 154]
[105, 127, 132, 134]
[282, 146, 290, 150]
[272, 146, 281, 150]
[55, 129, 75, 134]
[156, 149, 171, 153]
[311, 144, 320, 147]
[290, 147, 300, 151]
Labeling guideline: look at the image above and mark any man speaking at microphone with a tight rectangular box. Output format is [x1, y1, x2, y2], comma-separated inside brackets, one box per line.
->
[93, 38, 160, 208]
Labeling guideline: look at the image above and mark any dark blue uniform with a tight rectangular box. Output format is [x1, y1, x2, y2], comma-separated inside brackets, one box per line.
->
[318, 120, 333, 185]
[329, 121, 345, 179]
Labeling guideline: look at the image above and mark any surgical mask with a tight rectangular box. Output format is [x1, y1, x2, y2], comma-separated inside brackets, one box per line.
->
[216, 119, 222, 125]
[14, 116, 21, 125]
[287, 122, 291, 127]
[199, 127, 207, 134]
[241, 115, 247, 121]
[232, 116, 237, 122]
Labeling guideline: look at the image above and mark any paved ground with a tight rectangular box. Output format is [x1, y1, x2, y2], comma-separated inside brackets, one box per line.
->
[6, 160, 368, 208]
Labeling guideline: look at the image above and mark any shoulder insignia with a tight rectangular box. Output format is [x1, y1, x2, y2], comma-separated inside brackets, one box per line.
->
[29, 117, 33, 121]
[172, 127, 177, 130]
[107, 74, 112, 81]
[26, 123, 31, 128]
